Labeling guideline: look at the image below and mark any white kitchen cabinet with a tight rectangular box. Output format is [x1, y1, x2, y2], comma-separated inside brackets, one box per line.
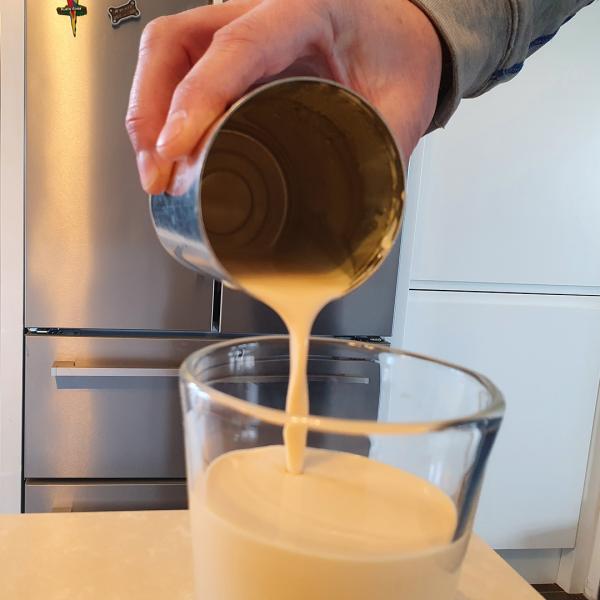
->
[410, 3, 600, 289]
[403, 290, 600, 550]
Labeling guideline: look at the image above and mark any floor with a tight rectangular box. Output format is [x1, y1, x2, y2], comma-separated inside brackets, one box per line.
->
[532, 584, 587, 599]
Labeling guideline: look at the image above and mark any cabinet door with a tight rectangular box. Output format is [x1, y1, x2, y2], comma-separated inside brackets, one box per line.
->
[403, 291, 600, 549]
[410, 5, 600, 288]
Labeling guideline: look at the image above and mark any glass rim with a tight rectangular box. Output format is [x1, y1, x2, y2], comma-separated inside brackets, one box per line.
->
[180, 335, 505, 436]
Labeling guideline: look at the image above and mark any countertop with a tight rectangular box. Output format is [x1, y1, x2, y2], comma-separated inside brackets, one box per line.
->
[0, 510, 542, 599]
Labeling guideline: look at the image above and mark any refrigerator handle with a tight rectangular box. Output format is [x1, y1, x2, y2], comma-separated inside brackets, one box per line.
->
[50, 363, 369, 384]
[51, 362, 179, 378]
[205, 375, 370, 385]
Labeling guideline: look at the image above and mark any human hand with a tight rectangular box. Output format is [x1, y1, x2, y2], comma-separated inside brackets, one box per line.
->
[126, 0, 442, 195]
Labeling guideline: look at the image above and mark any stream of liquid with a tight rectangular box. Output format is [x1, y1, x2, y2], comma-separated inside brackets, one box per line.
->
[230, 252, 352, 473]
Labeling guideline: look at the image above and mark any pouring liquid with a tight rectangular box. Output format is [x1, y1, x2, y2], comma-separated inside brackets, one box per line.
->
[194, 147, 461, 599]
[191, 246, 464, 600]
[229, 251, 352, 473]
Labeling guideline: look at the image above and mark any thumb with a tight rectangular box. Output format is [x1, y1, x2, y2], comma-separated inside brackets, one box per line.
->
[155, 1, 332, 161]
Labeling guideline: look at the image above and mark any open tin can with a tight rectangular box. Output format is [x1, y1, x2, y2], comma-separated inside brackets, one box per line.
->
[150, 77, 405, 294]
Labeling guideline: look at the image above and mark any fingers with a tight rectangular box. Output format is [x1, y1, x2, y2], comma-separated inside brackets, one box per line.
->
[127, 19, 188, 192]
[126, 3, 249, 193]
[155, 0, 333, 164]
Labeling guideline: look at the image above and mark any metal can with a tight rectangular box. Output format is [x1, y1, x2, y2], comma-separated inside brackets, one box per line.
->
[150, 77, 405, 293]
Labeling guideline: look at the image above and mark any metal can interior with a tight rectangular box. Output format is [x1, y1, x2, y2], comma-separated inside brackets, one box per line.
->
[200, 78, 405, 293]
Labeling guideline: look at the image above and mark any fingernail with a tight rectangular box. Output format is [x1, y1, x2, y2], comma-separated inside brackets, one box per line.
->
[168, 165, 193, 197]
[136, 150, 159, 192]
[156, 110, 188, 153]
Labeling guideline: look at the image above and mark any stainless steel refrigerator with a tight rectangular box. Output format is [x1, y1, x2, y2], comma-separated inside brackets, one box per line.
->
[23, 0, 401, 512]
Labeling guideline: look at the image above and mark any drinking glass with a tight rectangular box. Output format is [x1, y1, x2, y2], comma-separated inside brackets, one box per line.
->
[180, 336, 504, 600]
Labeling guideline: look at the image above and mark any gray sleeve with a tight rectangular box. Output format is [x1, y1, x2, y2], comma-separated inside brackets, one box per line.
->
[409, 0, 596, 129]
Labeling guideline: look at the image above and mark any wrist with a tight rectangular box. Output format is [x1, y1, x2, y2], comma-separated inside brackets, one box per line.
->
[406, 0, 448, 133]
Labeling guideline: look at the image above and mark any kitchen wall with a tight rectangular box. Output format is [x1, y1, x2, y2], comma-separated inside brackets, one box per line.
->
[0, 0, 25, 514]
[587, 530, 600, 599]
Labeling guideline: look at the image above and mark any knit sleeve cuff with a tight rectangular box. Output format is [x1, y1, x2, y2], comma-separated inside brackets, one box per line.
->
[408, 0, 513, 130]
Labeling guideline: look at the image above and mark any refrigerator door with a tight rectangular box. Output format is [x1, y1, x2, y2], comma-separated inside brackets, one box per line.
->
[24, 335, 215, 479]
[25, 0, 213, 331]
[220, 239, 401, 336]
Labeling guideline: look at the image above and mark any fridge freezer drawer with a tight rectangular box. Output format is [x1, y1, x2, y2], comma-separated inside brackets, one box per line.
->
[24, 336, 216, 479]
[24, 481, 187, 513]
[220, 240, 401, 336]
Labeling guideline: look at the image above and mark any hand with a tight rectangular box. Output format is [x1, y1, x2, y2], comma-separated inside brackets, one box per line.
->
[126, 0, 442, 195]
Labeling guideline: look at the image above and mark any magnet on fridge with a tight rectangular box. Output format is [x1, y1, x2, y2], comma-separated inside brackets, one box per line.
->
[108, 0, 141, 27]
[56, 1, 87, 38]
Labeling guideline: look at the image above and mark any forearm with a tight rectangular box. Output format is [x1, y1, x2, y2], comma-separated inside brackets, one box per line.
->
[410, 0, 596, 128]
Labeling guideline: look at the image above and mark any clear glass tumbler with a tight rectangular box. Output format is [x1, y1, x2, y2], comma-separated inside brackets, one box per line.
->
[180, 336, 504, 600]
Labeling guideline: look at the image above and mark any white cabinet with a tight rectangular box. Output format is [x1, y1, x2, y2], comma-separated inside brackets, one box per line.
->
[403, 290, 600, 550]
[410, 4, 600, 289]
[393, 3, 600, 581]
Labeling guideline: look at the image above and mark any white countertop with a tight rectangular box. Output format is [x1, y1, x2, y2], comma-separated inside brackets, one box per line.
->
[0, 510, 542, 599]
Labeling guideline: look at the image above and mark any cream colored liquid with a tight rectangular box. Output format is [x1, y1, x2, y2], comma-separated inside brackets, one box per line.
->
[197, 212, 462, 599]
[227, 253, 352, 473]
[191, 446, 465, 600]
